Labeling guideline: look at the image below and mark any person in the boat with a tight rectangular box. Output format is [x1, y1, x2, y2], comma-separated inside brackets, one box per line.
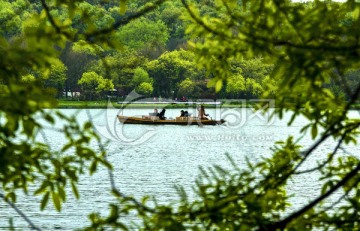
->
[152, 108, 158, 116]
[198, 105, 209, 119]
[180, 110, 185, 117]
[184, 111, 189, 117]
[159, 108, 166, 120]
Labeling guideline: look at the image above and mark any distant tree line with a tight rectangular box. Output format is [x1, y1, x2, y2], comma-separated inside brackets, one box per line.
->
[1, 0, 358, 101]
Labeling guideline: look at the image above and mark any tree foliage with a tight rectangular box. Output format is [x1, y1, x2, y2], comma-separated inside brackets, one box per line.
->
[117, 18, 169, 53]
[147, 49, 201, 97]
[1, 0, 360, 230]
[178, 77, 195, 98]
[136, 82, 154, 95]
[78, 71, 114, 100]
[132, 67, 152, 87]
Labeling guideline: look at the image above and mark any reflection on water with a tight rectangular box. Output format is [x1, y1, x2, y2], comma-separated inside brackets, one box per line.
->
[0, 108, 359, 230]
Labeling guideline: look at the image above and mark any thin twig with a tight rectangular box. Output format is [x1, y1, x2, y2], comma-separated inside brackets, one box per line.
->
[85, 0, 167, 40]
[181, 0, 229, 38]
[85, 109, 157, 214]
[262, 161, 360, 230]
[294, 130, 347, 175]
[322, 177, 360, 213]
[40, 0, 72, 39]
[0, 193, 41, 231]
[291, 81, 360, 177]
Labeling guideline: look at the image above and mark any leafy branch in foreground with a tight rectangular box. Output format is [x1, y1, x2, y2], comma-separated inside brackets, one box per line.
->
[1, 0, 166, 226]
[1, 0, 360, 230]
[86, 0, 360, 230]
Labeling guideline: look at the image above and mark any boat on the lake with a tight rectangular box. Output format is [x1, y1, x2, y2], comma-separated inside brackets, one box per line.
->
[117, 115, 225, 126]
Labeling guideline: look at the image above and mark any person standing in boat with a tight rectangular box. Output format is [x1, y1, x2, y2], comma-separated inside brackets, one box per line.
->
[180, 110, 185, 117]
[198, 105, 209, 119]
[159, 108, 166, 120]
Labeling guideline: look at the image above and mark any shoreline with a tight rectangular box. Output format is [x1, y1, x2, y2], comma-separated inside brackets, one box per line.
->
[56, 100, 360, 110]
[57, 101, 261, 109]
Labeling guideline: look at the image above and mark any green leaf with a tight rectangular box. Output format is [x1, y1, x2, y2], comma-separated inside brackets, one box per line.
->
[41, 192, 50, 211]
[5, 192, 16, 203]
[52, 192, 61, 211]
[61, 143, 73, 152]
[89, 161, 97, 175]
[311, 123, 318, 139]
[119, 0, 127, 15]
[34, 181, 49, 196]
[58, 186, 66, 201]
[44, 114, 55, 124]
[84, 121, 92, 130]
[215, 80, 223, 92]
[64, 168, 78, 181]
[71, 181, 80, 199]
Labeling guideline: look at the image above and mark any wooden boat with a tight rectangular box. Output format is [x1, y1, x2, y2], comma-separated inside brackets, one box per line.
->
[117, 115, 225, 126]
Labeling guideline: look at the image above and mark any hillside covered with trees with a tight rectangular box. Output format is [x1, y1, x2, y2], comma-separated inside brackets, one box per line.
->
[3, 0, 357, 101]
[1, 0, 360, 230]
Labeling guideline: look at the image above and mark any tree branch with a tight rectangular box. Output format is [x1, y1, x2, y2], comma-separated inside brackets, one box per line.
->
[40, 0, 72, 40]
[0, 193, 41, 231]
[85, 0, 167, 40]
[262, 161, 360, 230]
[181, 0, 231, 38]
[294, 126, 349, 175]
[290, 80, 360, 176]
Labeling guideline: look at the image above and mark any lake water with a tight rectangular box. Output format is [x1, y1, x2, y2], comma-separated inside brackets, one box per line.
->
[1, 108, 359, 230]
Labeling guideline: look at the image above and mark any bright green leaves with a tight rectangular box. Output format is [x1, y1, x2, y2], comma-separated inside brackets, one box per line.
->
[41, 192, 50, 211]
[184, 0, 360, 135]
[132, 67, 153, 95]
[52, 192, 62, 211]
[146, 49, 201, 97]
[178, 78, 195, 97]
[1, 105, 112, 213]
[35, 180, 66, 211]
[78, 71, 114, 100]
[117, 18, 169, 51]
[136, 82, 154, 95]
[119, 0, 128, 15]
[32, 112, 111, 212]
[310, 122, 319, 139]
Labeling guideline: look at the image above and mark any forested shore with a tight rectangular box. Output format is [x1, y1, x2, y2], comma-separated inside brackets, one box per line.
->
[2, 0, 358, 102]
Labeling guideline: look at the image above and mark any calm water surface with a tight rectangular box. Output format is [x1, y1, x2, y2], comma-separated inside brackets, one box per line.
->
[1, 108, 359, 230]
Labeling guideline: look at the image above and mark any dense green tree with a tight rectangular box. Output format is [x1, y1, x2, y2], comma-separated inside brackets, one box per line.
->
[132, 67, 152, 87]
[159, 1, 187, 50]
[136, 82, 154, 95]
[231, 58, 273, 83]
[43, 60, 68, 97]
[147, 49, 202, 97]
[88, 49, 149, 96]
[78, 71, 114, 100]
[178, 77, 195, 98]
[222, 58, 273, 99]
[61, 44, 97, 98]
[117, 18, 169, 58]
[226, 74, 245, 98]
[0, 0, 29, 38]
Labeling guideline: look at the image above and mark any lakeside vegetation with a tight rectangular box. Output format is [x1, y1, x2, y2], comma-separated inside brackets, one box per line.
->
[1, 0, 358, 102]
[57, 100, 261, 108]
[57, 100, 360, 109]
[1, 0, 360, 230]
